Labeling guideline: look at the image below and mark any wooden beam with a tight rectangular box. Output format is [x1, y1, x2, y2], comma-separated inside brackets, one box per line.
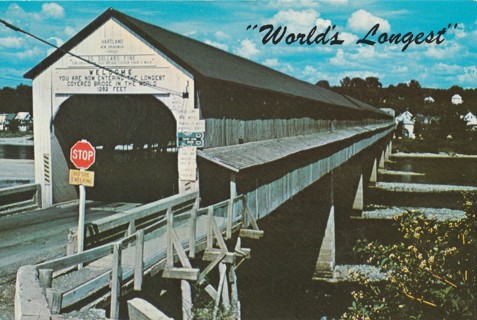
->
[199, 252, 226, 285]
[162, 267, 199, 281]
[203, 249, 235, 264]
[239, 229, 264, 239]
[170, 228, 193, 269]
[46, 288, 62, 315]
[110, 242, 122, 320]
[181, 280, 193, 320]
[189, 197, 199, 258]
[134, 230, 144, 291]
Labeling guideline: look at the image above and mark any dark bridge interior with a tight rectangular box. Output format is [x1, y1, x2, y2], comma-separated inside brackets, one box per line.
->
[54, 95, 178, 203]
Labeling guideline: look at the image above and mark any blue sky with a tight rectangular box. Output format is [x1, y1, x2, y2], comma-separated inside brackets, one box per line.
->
[0, 0, 476, 89]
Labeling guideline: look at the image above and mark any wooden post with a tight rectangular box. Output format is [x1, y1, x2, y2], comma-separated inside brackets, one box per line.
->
[227, 173, 237, 239]
[166, 207, 174, 268]
[134, 230, 144, 291]
[46, 288, 62, 314]
[111, 242, 122, 319]
[181, 280, 193, 320]
[207, 206, 214, 250]
[127, 220, 136, 237]
[213, 263, 227, 320]
[38, 268, 53, 292]
[189, 197, 199, 258]
[229, 266, 240, 318]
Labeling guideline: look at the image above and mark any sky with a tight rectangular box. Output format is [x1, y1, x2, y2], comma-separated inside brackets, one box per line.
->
[0, 0, 476, 89]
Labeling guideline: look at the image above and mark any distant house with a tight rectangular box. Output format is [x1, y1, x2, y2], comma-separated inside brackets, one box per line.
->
[424, 96, 435, 103]
[15, 112, 33, 132]
[462, 112, 477, 128]
[452, 94, 463, 105]
[396, 110, 415, 139]
[0, 113, 16, 131]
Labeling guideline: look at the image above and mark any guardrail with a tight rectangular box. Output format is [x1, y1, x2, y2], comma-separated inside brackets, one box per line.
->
[66, 190, 198, 255]
[0, 183, 41, 216]
[16, 192, 261, 319]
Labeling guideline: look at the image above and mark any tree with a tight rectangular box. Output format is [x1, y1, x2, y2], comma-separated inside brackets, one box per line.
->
[316, 80, 330, 89]
[342, 196, 477, 320]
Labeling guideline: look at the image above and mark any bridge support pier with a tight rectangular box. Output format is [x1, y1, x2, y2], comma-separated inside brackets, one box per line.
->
[314, 204, 336, 279]
[352, 174, 364, 212]
[314, 173, 336, 279]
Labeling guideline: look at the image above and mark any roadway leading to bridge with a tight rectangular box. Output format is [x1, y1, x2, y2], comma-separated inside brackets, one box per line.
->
[0, 202, 141, 278]
[0, 201, 139, 319]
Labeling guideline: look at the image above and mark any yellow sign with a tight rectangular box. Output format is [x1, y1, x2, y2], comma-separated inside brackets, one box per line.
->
[69, 169, 95, 187]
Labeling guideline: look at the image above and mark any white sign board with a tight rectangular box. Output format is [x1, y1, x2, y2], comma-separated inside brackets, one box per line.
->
[178, 147, 197, 181]
[54, 67, 170, 94]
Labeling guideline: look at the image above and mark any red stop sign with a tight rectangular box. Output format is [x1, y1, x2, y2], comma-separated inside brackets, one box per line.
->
[70, 140, 96, 170]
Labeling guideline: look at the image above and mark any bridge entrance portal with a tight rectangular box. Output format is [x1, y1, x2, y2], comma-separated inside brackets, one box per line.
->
[53, 94, 178, 203]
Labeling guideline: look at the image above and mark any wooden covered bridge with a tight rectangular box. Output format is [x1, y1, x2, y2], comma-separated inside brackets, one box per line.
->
[15, 8, 394, 319]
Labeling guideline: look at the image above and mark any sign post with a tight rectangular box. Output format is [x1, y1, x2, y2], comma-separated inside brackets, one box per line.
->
[69, 140, 96, 268]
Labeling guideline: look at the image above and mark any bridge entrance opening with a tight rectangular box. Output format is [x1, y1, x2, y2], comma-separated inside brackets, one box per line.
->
[54, 95, 178, 203]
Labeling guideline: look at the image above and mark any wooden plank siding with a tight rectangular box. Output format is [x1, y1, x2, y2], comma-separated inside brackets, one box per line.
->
[204, 118, 389, 148]
[243, 127, 393, 220]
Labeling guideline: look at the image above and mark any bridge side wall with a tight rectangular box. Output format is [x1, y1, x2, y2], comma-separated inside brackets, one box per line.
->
[198, 79, 391, 148]
[243, 127, 393, 220]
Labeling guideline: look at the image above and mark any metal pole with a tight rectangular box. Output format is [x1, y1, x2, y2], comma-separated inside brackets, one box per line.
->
[77, 170, 86, 269]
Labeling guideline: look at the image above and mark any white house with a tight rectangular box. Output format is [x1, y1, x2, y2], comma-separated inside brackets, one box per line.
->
[15, 112, 33, 132]
[462, 112, 477, 127]
[396, 111, 415, 139]
[0, 113, 16, 131]
[452, 94, 463, 105]
[424, 96, 435, 103]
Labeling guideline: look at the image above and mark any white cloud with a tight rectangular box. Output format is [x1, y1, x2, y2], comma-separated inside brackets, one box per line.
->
[267, 0, 320, 9]
[327, 0, 349, 5]
[392, 66, 409, 73]
[64, 26, 76, 37]
[0, 37, 23, 48]
[449, 23, 466, 39]
[434, 63, 462, 74]
[347, 9, 390, 33]
[214, 31, 230, 40]
[263, 58, 280, 67]
[302, 65, 317, 76]
[267, 9, 319, 31]
[234, 39, 260, 58]
[457, 66, 477, 84]
[204, 40, 229, 51]
[330, 49, 348, 66]
[338, 32, 359, 46]
[16, 47, 42, 59]
[424, 42, 460, 59]
[41, 3, 65, 19]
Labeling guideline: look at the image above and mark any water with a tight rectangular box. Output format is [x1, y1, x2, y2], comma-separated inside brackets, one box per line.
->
[384, 156, 477, 186]
[0, 144, 33, 160]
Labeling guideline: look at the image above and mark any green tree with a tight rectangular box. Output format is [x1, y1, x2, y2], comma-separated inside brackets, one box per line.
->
[342, 196, 477, 320]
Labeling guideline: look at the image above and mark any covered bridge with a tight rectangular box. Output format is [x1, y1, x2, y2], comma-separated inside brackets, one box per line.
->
[25, 8, 393, 211]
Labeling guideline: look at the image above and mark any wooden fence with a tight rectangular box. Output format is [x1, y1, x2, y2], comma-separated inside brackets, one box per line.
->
[0, 183, 41, 216]
[17, 191, 259, 319]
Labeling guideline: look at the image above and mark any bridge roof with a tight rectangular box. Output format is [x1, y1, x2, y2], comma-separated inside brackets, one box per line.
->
[25, 8, 388, 117]
[198, 123, 392, 172]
